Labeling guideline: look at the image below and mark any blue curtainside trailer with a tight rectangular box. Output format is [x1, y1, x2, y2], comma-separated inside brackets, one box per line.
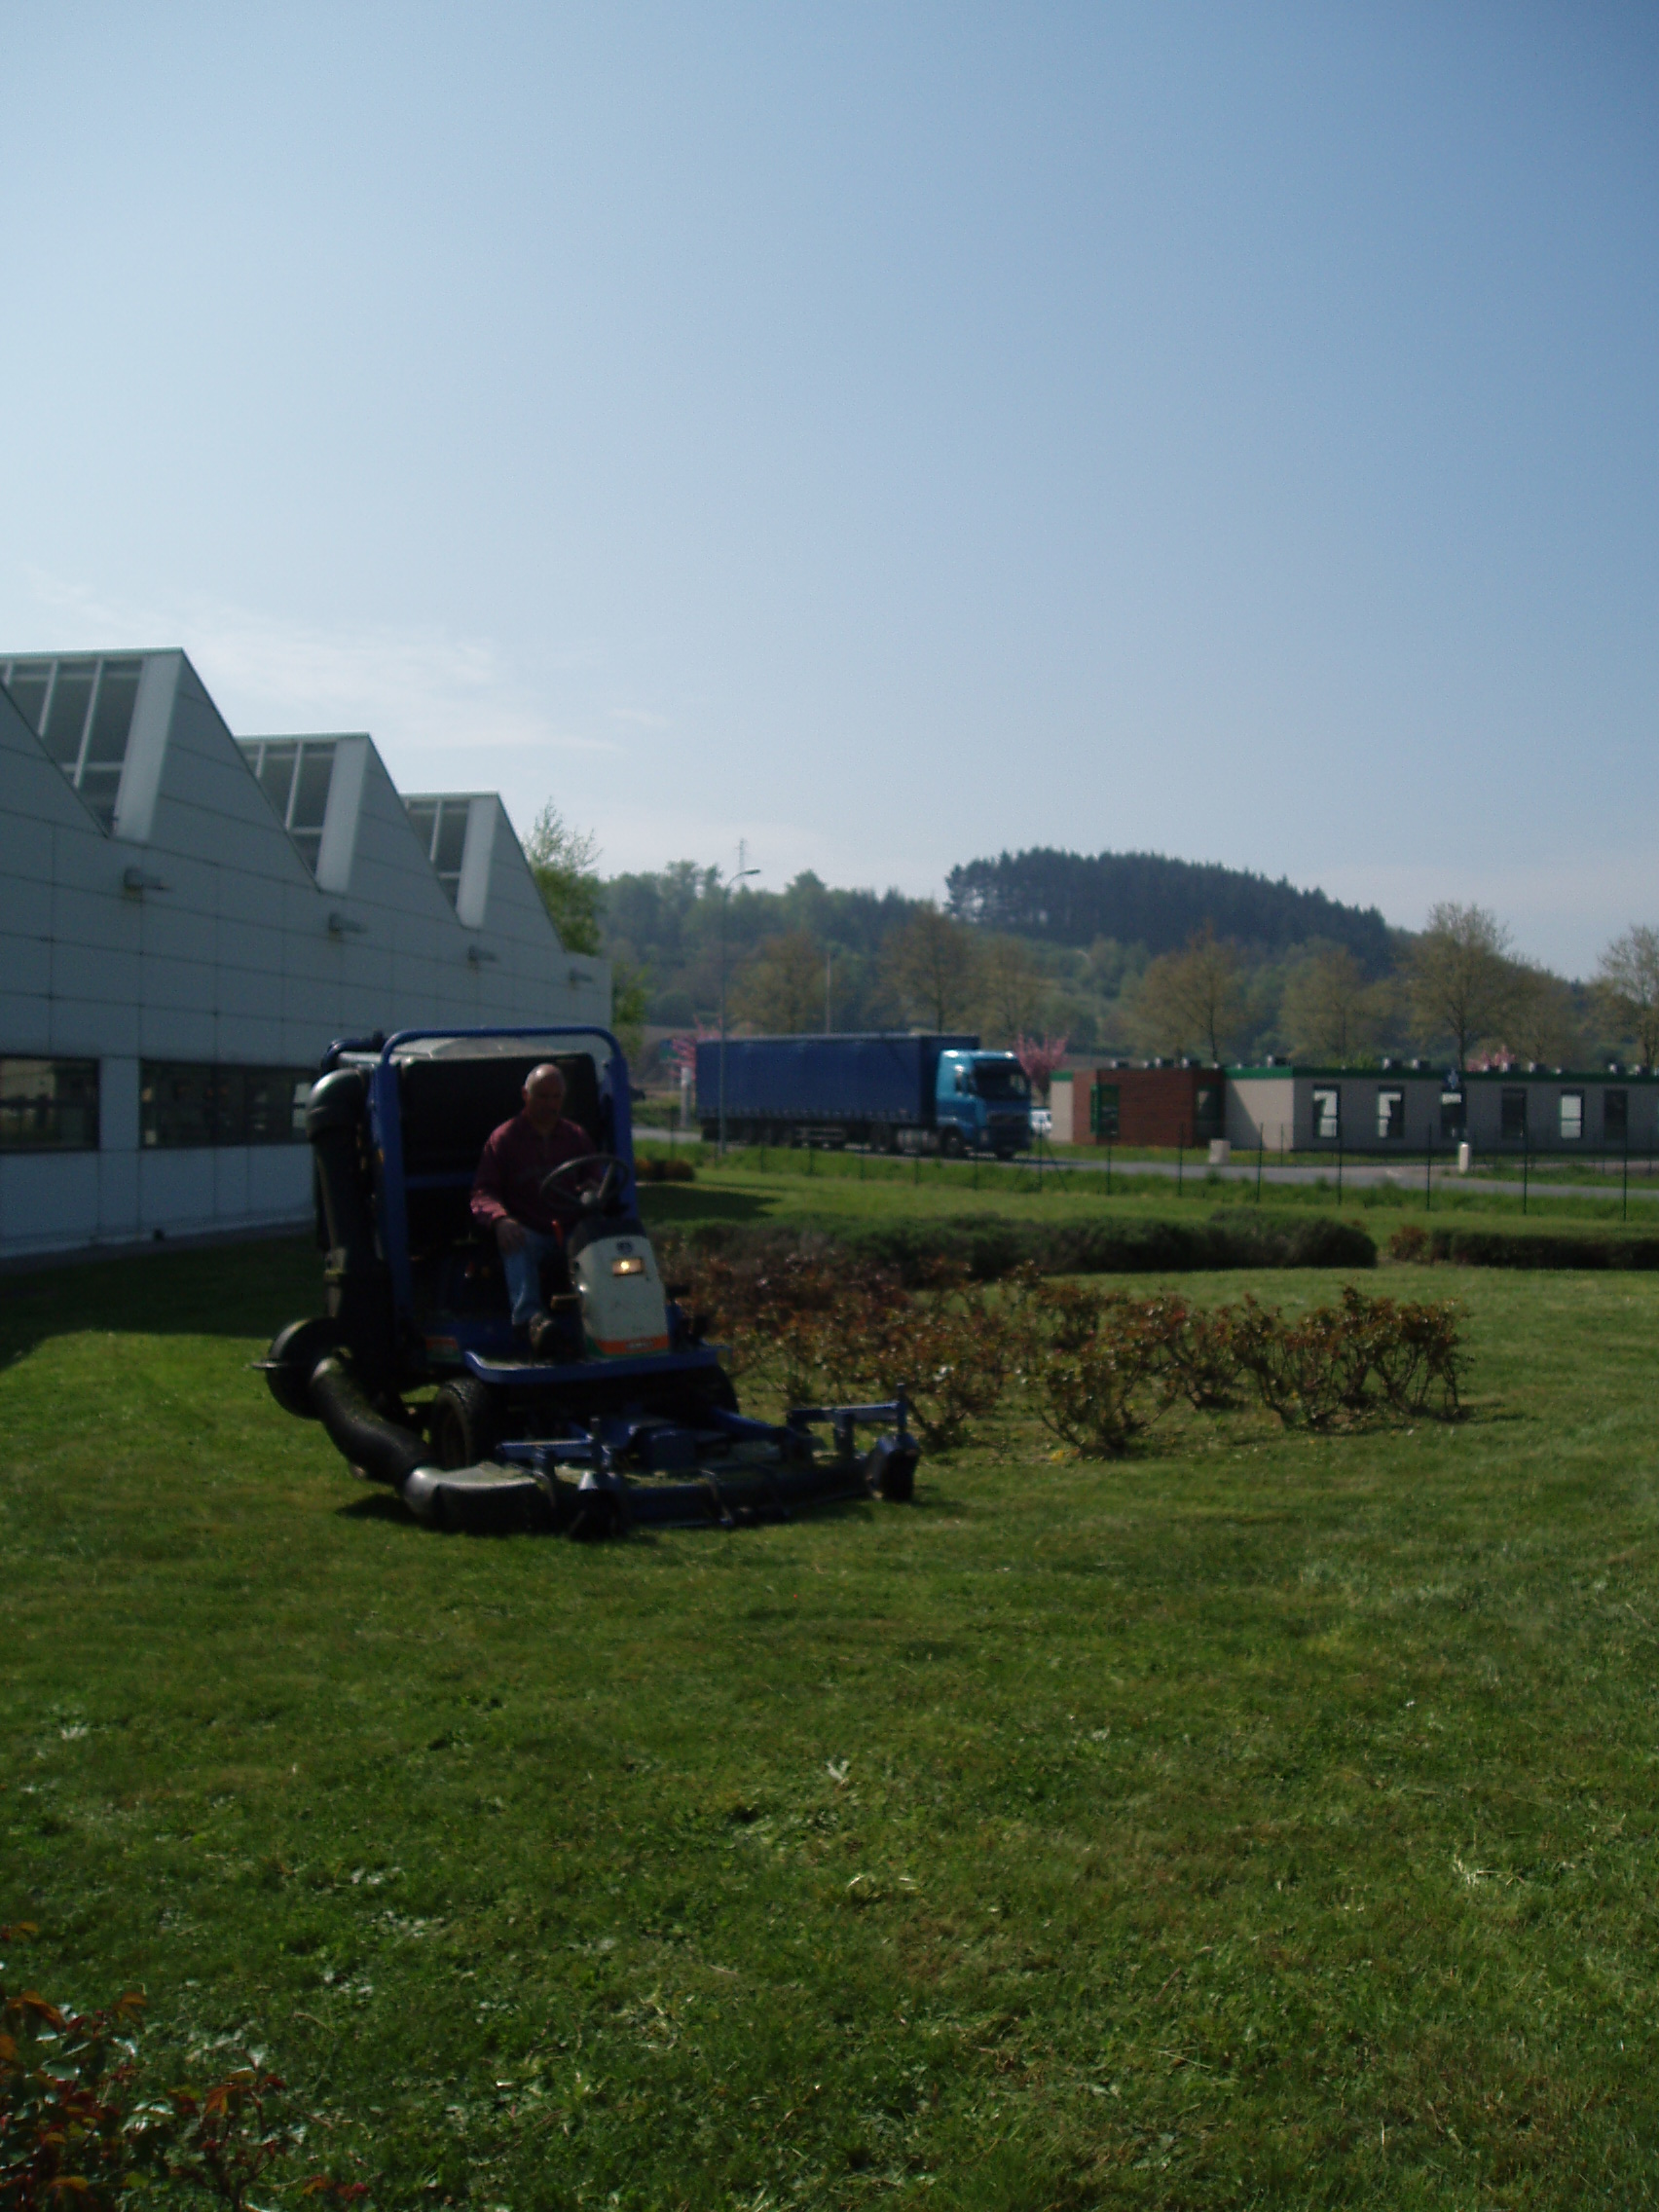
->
[695, 1033, 1031, 1157]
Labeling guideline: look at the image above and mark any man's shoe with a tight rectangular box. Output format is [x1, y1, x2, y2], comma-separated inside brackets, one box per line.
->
[526, 1309, 561, 1361]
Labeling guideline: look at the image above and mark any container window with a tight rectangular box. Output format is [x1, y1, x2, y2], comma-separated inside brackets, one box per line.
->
[1559, 1091, 1584, 1142]
[1377, 1088, 1404, 1141]
[1605, 1088, 1629, 1141]
[1312, 1087, 1340, 1140]
[0, 1058, 99, 1150]
[1090, 1083, 1120, 1140]
[1501, 1088, 1528, 1139]
[1440, 1088, 1465, 1138]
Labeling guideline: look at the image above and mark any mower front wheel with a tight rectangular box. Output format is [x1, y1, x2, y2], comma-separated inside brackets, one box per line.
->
[428, 1377, 498, 1469]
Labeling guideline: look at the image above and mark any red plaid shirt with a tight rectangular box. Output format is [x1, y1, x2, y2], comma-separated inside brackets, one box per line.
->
[470, 1114, 596, 1237]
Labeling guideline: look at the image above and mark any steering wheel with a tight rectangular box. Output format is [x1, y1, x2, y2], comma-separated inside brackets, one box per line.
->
[540, 1152, 629, 1214]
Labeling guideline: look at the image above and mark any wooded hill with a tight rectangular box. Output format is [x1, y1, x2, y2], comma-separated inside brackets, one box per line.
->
[946, 848, 1398, 972]
[533, 822, 1637, 1077]
[600, 846, 1402, 1044]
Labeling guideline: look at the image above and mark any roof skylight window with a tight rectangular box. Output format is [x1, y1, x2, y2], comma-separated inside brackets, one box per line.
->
[3, 655, 143, 830]
[405, 797, 471, 904]
[238, 739, 339, 873]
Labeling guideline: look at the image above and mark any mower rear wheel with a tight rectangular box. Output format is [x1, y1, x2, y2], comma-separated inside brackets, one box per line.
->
[428, 1377, 498, 1470]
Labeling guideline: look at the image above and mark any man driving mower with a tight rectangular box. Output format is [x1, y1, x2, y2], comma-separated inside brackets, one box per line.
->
[470, 1061, 600, 1351]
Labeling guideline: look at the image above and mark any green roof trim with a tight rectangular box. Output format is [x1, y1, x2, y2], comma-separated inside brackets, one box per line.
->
[1225, 1065, 1659, 1084]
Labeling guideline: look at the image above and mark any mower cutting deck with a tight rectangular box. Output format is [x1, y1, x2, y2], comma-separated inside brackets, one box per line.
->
[261, 1026, 918, 1536]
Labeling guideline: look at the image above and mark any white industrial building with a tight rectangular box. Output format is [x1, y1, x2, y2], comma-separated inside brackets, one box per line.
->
[0, 647, 609, 1261]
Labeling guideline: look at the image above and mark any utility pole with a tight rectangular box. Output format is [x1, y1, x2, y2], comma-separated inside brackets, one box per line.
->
[717, 842, 759, 1158]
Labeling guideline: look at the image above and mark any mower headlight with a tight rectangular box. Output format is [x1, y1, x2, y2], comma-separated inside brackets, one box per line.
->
[610, 1256, 646, 1277]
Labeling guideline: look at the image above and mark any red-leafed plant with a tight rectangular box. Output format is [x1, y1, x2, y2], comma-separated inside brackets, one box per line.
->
[1, 1925, 367, 2210]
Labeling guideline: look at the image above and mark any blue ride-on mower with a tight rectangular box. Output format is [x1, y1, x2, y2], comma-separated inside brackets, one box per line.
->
[260, 1026, 918, 1536]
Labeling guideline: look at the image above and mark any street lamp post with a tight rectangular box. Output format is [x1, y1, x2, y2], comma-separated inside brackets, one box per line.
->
[718, 855, 759, 1157]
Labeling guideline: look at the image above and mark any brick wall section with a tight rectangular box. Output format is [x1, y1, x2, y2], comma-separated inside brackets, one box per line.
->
[1090, 1068, 1225, 1147]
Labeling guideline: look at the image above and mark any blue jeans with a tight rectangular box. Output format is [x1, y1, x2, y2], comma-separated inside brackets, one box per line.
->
[501, 1227, 562, 1326]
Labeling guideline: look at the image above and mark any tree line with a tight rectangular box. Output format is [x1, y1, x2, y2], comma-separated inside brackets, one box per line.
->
[522, 808, 1658, 1078]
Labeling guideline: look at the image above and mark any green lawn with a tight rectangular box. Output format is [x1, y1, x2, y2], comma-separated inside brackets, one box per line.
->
[6, 1228, 1659, 2207]
[639, 1147, 1659, 1241]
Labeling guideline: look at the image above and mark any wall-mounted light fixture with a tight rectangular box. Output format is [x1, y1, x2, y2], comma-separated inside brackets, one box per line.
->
[326, 910, 368, 938]
[568, 968, 592, 989]
[466, 943, 498, 966]
[122, 866, 168, 896]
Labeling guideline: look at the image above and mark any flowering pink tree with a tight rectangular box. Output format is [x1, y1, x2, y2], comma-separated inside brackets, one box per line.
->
[669, 1026, 719, 1077]
[1014, 1033, 1070, 1100]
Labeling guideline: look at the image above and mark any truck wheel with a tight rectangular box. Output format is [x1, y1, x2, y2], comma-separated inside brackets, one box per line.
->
[428, 1378, 498, 1470]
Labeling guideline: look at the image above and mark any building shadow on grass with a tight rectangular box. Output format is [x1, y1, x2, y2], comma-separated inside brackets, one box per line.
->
[0, 1235, 321, 1375]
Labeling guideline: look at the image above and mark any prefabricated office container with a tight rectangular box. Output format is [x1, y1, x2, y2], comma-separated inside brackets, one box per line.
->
[695, 1033, 978, 1147]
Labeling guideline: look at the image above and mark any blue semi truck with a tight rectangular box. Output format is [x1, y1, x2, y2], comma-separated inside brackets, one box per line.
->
[695, 1033, 1032, 1157]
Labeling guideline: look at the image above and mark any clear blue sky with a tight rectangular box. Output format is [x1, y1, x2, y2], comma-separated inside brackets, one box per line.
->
[3, 3, 1654, 972]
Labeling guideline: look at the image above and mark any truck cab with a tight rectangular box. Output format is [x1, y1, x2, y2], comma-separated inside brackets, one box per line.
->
[934, 1050, 1031, 1158]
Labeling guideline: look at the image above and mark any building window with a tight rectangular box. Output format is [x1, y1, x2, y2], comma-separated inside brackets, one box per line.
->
[404, 797, 471, 904]
[238, 740, 338, 874]
[1312, 1087, 1341, 1141]
[1089, 1083, 1121, 1140]
[1501, 1088, 1528, 1139]
[0, 1057, 99, 1150]
[1377, 1088, 1404, 1141]
[1194, 1084, 1222, 1132]
[1605, 1089, 1629, 1142]
[140, 1063, 313, 1148]
[1559, 1091, 1584, 1142]
[3, 656, 142, 831]
[1440, 1088, 1465, 1138]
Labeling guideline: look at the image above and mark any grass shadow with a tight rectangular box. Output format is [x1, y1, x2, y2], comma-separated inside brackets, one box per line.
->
[637, 1187, 777, 1227]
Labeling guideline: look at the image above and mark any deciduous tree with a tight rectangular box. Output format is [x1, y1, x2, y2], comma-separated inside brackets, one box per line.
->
[525, 803, 604, 955]
[884, 903, 981, 1030]
[1595, 925, 1659, 1065]
[1280, 943, 1384, 1062]
[733, 931, 824, 1034]
[977, 935, 1051, 1045]
[1407, 903, 1516, 1072]
[1130, 924, 1243, 1063]
[1508, 962, 1582, 1067]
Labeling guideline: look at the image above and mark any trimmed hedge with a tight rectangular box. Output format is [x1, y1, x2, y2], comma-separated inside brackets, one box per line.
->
[660, 1210, 1376, 1284]
[1392, 1224, 1659, 1271]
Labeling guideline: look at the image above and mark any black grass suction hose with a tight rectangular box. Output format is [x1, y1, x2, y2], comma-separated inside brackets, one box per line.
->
[308, 1355, 429, 1490]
